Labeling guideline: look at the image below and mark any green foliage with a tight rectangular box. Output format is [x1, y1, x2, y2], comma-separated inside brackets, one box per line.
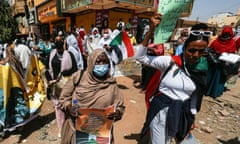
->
[0, 1, 18, 43]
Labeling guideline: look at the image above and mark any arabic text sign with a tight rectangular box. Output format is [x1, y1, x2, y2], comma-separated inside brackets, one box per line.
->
[154, 0, 193, 44]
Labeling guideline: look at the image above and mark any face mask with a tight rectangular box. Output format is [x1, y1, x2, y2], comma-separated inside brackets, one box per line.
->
[128, 34, 133, 37]
[56, 47, 63, 54]
[187, 57, 208, 71]
[221, 33, 231, 40]
[103, 34, 109, 39]
[93, 64, 109, 77]
[93, 31, 98, 35]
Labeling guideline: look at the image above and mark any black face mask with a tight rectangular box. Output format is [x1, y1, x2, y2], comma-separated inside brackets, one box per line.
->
[58, 51, 64, 55]
[57, 49, 64, 55]
[220, 33, 231, 40]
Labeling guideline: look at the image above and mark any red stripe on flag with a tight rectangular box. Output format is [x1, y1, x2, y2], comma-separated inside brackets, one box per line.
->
[122, 31, 134, 57]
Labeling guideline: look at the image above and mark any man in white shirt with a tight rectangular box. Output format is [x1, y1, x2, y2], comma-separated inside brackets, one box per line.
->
[14, 39, 31, 72]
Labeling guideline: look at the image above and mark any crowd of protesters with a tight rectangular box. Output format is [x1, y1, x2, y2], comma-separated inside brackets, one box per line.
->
[0, 18, 139, 142]
[0, 14, 240, 144]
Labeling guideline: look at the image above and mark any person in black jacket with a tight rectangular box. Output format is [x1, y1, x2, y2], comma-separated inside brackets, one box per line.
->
[45, 39, 78, 138]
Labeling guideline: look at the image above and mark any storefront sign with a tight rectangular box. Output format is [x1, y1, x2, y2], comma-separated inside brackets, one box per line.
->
[118, 0, 154, 7]
[46, 11, 54, 16]
[29, 8, 38, 24]
[28, 11, 35, 24]
[62, 0, 93, 11]
[39, 11, 55, 18]
[38, 2, 57, 22]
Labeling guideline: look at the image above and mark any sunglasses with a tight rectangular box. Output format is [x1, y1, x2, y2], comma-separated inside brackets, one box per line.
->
[187, 48, 206, 54]
[190, 31, 212, 37]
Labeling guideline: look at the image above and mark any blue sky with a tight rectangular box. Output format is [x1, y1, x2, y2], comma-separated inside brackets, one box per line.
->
[185, 0, 240, 22]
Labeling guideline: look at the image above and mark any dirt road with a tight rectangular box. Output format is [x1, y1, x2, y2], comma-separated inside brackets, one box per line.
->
[1, 75, 240, 144]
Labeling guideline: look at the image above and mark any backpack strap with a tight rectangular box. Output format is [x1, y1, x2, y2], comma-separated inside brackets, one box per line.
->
[70, 71, 84, 106]
[74, 70, 84, 87]
[145, 61, 174, 109]
[158, 56, 182, 88]
[160, 62, 174, 80]
[145, 56, 182, 110]
[151, 62, 174, 95]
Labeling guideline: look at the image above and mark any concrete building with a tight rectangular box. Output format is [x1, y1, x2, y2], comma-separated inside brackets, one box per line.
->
[10, 0, 194, 41]
[10, 0, 39, 37]
[208, 8, 240, 33]
[11, 0, 28, 34]
[34, 0, 159, 39]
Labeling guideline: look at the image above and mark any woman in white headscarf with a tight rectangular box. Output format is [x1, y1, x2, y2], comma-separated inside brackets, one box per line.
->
[142, 24, 150, 40]
[85, 35, 97, 54]
[67, 34, 84, 70]
[97, 28, 112, 49]
[91, 27, 101, 45]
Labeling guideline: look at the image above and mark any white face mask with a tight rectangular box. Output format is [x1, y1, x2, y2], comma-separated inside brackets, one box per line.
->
[103, 34, 109, 39]
[128, 34, 133, 37]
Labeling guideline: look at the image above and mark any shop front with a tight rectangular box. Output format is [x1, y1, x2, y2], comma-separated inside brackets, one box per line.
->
[37, 0, 70, 39]
[61, 0, 155, 35]
[74, 9, 136, 35]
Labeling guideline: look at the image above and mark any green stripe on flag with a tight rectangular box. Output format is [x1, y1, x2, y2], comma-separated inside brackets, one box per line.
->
[110, 32, 122, 46]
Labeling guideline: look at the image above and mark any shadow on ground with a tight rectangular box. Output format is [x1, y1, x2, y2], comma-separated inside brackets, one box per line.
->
[126, 75, 142, 89]
[218, 137, 240, 144]
[3, 112, 55, 143]
[124, 133, 149, 144]
[116, 75, 142, 90]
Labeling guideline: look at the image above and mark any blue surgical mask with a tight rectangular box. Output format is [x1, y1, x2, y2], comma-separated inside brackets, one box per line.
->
[93, 64, 109, 77]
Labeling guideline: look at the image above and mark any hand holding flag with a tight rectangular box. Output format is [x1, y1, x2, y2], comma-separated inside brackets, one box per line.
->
[109, 30, 134, 64]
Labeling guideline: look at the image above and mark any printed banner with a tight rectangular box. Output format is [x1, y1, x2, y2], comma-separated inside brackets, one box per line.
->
[118, 0, 154, 7]
[0, 54, 46, 131]
[62, 0, 92, 11]
[75, 105, 114, 144]
[154, 0, 194, 44]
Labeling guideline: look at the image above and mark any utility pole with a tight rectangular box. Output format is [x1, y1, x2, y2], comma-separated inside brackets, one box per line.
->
[24, 0, 31, 38]
[196, 16, 199, 23]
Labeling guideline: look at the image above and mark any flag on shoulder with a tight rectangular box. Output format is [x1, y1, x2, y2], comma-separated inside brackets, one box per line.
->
[110, 30, 134, 64]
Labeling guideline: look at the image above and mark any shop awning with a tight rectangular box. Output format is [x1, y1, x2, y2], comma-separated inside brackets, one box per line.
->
[61, 0, 155, 14]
